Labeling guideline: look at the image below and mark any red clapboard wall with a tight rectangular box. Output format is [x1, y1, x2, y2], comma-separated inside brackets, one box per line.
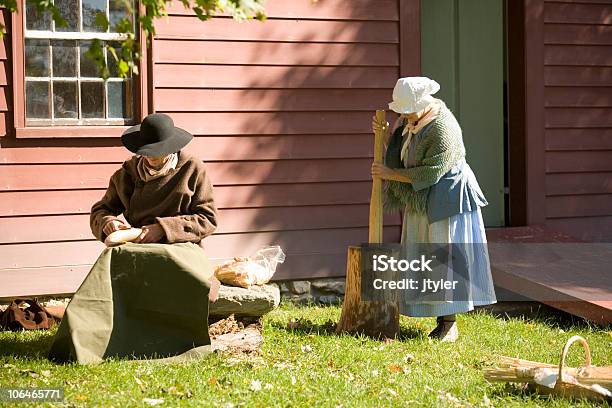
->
[542, 0, 612, 241]
[0, 1, 420, 297]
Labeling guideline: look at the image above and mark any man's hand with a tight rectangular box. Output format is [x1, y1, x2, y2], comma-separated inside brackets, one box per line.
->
[134, 223, 166, 244]
[103, 219, 131, 237]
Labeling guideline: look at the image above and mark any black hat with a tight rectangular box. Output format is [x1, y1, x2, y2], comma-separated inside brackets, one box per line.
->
[121, 113, 193, 157]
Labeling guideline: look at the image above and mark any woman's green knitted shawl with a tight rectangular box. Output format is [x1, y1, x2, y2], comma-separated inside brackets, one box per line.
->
[383, 104, 466, 214]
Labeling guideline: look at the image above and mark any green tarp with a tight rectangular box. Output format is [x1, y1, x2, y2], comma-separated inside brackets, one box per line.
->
[48, 242, 215, 364]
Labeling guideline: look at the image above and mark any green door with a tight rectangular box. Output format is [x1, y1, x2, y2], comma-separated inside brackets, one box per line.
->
[421, 0, 505, 226]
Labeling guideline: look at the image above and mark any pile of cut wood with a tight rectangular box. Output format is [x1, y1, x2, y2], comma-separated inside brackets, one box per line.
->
[484, 336, 611, 402]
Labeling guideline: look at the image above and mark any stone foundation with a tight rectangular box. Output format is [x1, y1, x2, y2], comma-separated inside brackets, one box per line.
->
[277, 277, 346, 304]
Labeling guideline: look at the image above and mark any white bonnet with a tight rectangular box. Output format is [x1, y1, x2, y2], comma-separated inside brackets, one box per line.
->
[388, 77, 440, 114]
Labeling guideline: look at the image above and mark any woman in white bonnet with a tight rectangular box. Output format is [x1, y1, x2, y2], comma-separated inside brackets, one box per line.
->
[371, 77, 497, 342]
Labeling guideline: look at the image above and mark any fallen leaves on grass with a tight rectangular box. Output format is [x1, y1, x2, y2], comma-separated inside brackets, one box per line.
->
[207, 376, 233, 389]
[300, 344, 313, 353]
[388, 364, 407, 374]
[384, 388, 398, 397]
[250, 380, 262, 392]
[142, 397, 164, 406]
[161, 385, 193, 398]
[272, 361, 293, 370]
[19, 368, 47, 378]
[134, 376, 146, 392]
[436, 390, 469, 408]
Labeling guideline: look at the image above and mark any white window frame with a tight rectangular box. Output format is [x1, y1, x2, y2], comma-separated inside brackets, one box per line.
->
[24, 0, 135, 126]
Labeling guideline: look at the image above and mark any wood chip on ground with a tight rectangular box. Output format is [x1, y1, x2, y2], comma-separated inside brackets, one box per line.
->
[209, 314, 263, 354]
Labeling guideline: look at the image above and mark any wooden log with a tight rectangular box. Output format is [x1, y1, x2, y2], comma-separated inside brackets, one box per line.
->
[336, 246, 399, 338]
[211, 325, 263, 353]
[336, 110, 400, 338]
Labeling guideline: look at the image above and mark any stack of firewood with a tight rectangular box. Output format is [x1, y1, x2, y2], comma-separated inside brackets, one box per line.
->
[484, 336, 612, 402]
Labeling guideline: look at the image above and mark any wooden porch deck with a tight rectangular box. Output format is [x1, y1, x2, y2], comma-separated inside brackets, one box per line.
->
[487, 226, 612, 326]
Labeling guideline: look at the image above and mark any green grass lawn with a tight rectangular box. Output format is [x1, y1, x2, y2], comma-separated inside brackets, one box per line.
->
[0, 303, 610, 407]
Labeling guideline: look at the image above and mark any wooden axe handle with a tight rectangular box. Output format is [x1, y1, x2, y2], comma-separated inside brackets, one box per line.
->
[369, 110, 386, 244]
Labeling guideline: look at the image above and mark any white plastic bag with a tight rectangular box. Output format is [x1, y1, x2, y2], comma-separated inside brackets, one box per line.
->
[214, 246, 286, 288]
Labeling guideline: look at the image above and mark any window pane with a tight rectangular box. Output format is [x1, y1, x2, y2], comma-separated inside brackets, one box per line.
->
[82, 0, 107, 32]
[81, 81, 105, 118]
[26, 81, 50, 118]
[52, 40, 77, 77]
[26, 0, 52, 30]
[53, 81, 78, 119]
[109, 0, 131, 27]
[80, 41, 102, 78]
[54, 0, 79, 32]
[107, 43, 123, 78]
[25, 39, 50, 77]
[108, 81, 132, 118]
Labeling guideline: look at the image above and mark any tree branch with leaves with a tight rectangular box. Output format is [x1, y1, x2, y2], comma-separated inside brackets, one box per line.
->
[1, 0, 266, 78]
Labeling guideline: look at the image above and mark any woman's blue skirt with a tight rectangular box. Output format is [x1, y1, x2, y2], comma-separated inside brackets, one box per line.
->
[399, 207, 497, 317]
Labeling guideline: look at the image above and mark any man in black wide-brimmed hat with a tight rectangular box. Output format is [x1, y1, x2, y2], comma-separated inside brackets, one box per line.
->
[92, 112, 218, 245]
[48, 113, 220, 364]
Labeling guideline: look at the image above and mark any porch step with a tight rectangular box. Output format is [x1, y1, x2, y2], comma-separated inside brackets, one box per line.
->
[487, 226, 612, 325]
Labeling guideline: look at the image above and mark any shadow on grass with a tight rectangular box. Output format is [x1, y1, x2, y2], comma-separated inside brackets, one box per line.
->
[0, 330, 55, 359]
[488, 382, 549, 402]
[487, 382, 586, 405]
[271, 315, 427, 341]
[475, 303, 611, 331]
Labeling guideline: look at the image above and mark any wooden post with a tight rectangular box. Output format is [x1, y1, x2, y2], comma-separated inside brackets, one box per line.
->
[336, 110, 400, 339]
